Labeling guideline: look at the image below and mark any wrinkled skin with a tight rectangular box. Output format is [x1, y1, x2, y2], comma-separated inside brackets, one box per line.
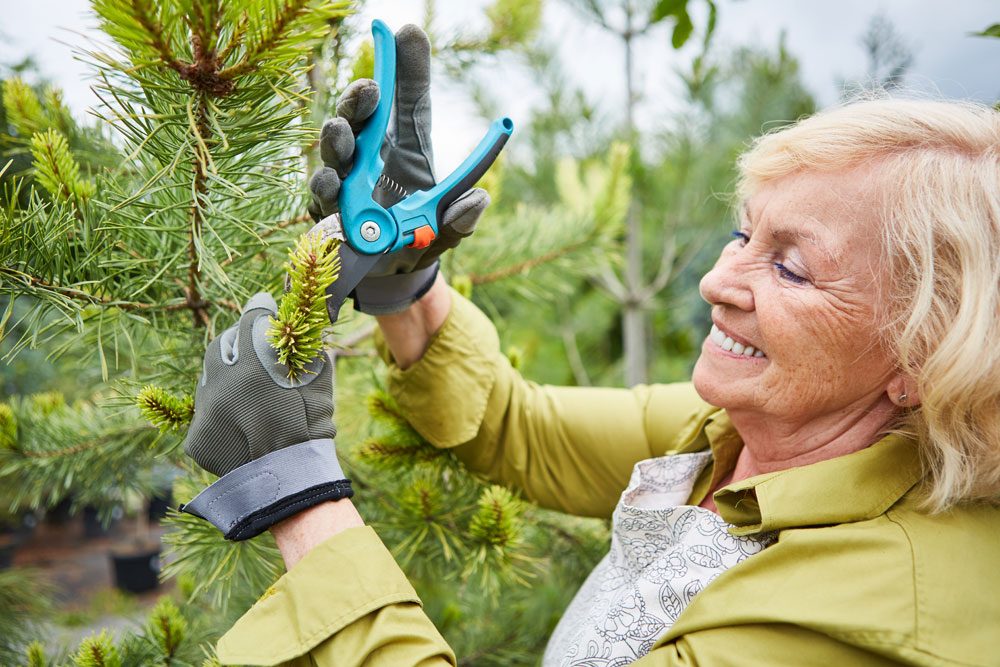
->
[693, 167, 913, 478]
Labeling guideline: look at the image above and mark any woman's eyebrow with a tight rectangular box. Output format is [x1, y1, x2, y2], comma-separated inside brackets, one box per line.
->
[742, 202, 839, 263]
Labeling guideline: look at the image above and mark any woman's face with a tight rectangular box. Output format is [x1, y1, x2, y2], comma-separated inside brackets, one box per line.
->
[692, 167, 898, 423]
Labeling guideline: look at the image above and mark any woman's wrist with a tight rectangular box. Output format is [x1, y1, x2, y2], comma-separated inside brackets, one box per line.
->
[270, 498, 365, 570]
[375, 273, 452, 370]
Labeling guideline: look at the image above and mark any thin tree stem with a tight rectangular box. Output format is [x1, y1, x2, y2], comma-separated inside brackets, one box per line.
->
[467, 237, 593, 286]
[187, 96, 211, 327]
[19, 426, 150, 459]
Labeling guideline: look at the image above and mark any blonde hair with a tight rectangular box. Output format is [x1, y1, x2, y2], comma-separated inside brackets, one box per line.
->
[736, 97, 1000, 511]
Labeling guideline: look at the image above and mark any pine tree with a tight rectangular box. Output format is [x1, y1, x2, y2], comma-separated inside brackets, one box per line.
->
[1, 0, 820, 661]
[0, 0, 630, 662]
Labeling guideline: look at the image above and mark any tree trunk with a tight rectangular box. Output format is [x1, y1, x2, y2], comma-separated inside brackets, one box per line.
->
[622, 1, 647, 386]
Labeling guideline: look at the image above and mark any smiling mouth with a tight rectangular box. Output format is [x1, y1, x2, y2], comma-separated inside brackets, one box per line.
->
[710, 324, 766, 358]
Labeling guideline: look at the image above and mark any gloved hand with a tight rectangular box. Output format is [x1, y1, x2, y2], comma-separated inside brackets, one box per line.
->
[180, 293, 352, 541]
[307, 23, 491, 317]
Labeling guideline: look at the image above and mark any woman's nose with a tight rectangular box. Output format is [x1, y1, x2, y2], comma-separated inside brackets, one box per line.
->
[699, 247, 755, 311]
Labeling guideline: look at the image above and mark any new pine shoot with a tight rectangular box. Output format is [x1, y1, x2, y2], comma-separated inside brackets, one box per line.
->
[267, 232, 341, 378]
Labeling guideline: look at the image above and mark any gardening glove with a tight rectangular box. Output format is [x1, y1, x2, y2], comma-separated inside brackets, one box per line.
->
[179, 293, 352, 541]
[307, 23, 491, 317]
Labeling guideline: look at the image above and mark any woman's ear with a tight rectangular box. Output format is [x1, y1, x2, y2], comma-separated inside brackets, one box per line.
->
[887, 375, 920, 408]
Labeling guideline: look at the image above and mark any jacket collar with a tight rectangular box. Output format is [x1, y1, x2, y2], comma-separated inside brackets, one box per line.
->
[703, 411, 924, 535]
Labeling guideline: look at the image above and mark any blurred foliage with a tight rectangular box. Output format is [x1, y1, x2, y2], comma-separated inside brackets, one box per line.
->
[0, 569, 53, 665]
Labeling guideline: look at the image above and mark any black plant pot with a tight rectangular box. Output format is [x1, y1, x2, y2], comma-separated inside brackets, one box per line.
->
[46, 496, 75, 525]
[111, 545, 161, 593]
[147, 491, 174, 522]
[0, 536, 16, 570]
[83, 506, 117, 539]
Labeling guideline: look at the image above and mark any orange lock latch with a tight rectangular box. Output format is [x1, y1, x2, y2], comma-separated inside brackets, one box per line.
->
[407, 225, 436, 249]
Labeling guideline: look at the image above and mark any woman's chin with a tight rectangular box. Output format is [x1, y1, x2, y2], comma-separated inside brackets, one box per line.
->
[692, 356, 727, 407]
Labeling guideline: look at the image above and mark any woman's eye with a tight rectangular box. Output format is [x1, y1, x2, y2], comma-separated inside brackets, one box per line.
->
[774, 262, 808, 285]
[730, 230, 750, 246]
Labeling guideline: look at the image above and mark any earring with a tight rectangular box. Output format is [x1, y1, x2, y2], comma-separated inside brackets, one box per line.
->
[898, 393, 908, 404]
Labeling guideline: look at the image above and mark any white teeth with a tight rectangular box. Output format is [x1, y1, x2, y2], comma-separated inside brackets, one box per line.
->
[709, 323, 766, 358]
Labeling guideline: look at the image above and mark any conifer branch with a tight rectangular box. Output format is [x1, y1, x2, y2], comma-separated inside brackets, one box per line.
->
[0, 404, 16, 450]
[0, 268, 228, 313]
[130, 0, 186, 75]
[136, 385, 194, 432]
[217, 212, 313, 269]
[29, 128, 96, 204]
[267, 232, 340, 377]
[468, 236, 593, 285]
[469, 485, 524, 548]
[147, 598, 186, 658]
[216, 12, 250, 65]
[2, 78, 46, 137]
[0, 268, 155, 310]
[25, 641, 48, 667]
[17, 426, 149, 459]
[217, 0, 312, 80]
[187, 96, 212, 327]
[71, 630, 122, 667]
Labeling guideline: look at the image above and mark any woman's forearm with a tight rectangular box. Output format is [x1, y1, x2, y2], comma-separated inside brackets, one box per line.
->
[375, 272, 452, 370]
[271, 499, 365, 569]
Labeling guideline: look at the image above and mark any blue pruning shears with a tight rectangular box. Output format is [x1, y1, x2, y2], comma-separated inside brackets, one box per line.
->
[325, 19, 514, 321]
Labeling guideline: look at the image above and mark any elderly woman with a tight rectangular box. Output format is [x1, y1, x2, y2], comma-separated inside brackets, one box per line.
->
[179, 26, 1000, 667]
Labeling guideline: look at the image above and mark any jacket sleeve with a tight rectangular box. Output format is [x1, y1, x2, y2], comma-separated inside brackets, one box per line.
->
[636, 625, 903, 666]
[378, 287, 714, 519]
[216, 526, 455, 667]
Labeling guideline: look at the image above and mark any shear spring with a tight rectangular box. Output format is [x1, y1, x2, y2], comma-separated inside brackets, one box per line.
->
[376, 173, 409, 200]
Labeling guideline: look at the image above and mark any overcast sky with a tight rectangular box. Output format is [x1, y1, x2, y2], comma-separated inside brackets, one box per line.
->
[1, 0, 997, 172]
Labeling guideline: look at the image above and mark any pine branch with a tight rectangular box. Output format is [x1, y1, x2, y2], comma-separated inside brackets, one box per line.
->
[187, 96, 212, 327]
[136, 385, 194, 432]
[455, 143, 630, 295]
[0, 570, 52, 665]
[146, 598, 187, 658]
[71, 631, 122, 667]
[0, 403, 17, 450]
[128, 0, 187, 75]
[30, 128, 96, 203]
[217, 0, 313, 80]
[468, 235, 593, 285]
[24, 642, 48, 667]
[217, 212, 313, 269]
[0, 268, 213, 312]
[161, 475, 284, 612]
[17, 426, 150, 459]
[2, 78, 46, 137]
[468, 485, 524, 548]
[267, 232, 340, 377]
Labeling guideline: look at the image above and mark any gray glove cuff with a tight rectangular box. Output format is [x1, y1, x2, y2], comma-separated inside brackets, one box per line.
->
[352, 263, 439, 315]
[180, 439, 352, 541]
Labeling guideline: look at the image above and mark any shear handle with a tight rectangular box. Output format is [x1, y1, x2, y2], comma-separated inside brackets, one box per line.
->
[430, 117, 514, 228]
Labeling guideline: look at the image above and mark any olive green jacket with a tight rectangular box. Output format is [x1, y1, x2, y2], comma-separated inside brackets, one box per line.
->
[218, 289, 1000, 666]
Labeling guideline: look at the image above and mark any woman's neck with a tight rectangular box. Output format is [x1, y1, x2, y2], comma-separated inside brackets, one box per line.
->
[727, 395, 899, 481]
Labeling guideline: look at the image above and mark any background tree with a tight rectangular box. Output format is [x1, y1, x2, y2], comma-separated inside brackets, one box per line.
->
[561, 0, 720, 386]
[0, 0, 824, 663]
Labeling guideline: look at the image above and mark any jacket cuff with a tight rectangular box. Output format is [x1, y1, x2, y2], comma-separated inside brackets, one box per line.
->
[180, 439, 352, 541]
[216, 526, 421, 665]
[377, 287, 500, 447]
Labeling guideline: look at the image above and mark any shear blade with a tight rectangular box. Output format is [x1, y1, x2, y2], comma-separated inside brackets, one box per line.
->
[328, 236, 381, 323]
